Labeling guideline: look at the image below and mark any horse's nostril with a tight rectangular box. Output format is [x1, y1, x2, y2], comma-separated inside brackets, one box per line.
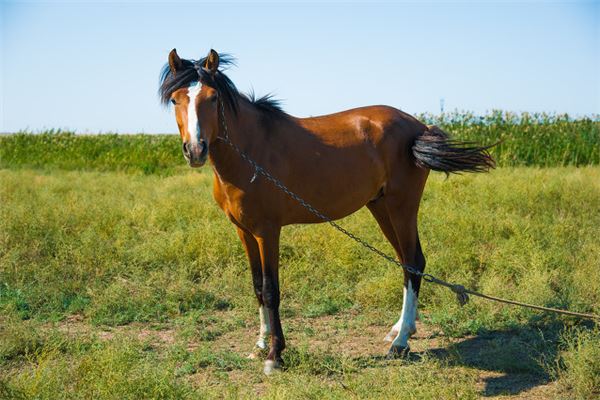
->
[182, 142, 190, 156]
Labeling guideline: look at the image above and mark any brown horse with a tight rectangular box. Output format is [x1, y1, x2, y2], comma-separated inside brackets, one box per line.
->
[159, 49, 494, 374]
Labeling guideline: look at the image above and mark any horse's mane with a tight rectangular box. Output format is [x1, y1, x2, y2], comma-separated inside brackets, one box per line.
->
[158, 53, 285, 119]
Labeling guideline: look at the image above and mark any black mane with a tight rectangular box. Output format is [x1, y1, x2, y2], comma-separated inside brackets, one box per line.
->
[246, 91, 285, 115]
[158, 53, 285, 118]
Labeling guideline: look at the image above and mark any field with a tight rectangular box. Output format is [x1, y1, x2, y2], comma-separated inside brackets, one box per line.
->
[1, 112, 598, 174]
[1, 114, 599, 399]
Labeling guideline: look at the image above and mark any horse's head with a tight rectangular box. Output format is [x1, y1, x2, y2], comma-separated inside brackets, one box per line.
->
[161, 49, 228, 168]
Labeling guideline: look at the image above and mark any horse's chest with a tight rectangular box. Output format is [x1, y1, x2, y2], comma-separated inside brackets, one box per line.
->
[212, 178, 259, 229]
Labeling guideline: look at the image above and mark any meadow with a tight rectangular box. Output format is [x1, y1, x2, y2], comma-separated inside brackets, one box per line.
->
[1, 112, 598, 174]
[1, 113, 599, 399]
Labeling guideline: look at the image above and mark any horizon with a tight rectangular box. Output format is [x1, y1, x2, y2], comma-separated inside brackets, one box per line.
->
[1, 1, 599, 134]
[1, 109, 598, 136]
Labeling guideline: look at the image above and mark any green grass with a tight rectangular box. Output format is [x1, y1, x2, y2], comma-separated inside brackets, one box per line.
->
[1, 112, 598, 174]
[0, 131, 184, 175]
[1, 166, 599, 398]
[555, 327, 600, 399]
[0, 320, 484, 400]
[422, 111, 599, 167]
[1, 168, 597, 327]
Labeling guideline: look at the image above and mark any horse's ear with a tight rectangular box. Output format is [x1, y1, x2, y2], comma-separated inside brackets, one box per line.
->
[204, 49, 220, 75]
[168, 48, 183, 75]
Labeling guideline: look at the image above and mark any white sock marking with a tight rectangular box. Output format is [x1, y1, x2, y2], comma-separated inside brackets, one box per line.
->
[390, 280, 418, 348]
[256, 305, 270, 349]
[186, 81, 202, 145]
[384, 285, 407, 342]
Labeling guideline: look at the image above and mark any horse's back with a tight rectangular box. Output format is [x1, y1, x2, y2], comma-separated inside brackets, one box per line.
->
[296, 105, 427, 151]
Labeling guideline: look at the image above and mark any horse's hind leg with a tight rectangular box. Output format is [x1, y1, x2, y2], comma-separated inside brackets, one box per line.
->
[368, 169, 427, 357]
[367, 198, 414, 340]
[383, 186, 427, 357]
[235, 227, 270, 356]
[367, 197, 400, 251]
[367, 197, 421, 354]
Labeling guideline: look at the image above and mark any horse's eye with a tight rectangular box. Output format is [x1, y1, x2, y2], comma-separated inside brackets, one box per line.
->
[170, 99, 177, 105]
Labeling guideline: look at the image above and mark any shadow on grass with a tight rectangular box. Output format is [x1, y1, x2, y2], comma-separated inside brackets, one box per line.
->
[281, 323, 555, 393]
[418, 329, 552, 397]
[342, 319, 594, 397]
[408, 319, 594, 397]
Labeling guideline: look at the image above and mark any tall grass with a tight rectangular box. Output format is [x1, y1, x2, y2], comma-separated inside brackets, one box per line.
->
[0, 130, 182, 175]
[421, 111, 599, 167]
[1, 112, 597, 174]
[554, 327, 600, 399]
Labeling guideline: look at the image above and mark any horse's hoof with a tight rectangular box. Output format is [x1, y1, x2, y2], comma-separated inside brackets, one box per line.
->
[263, 359, 283, 375]
[386, 345, 410, 359]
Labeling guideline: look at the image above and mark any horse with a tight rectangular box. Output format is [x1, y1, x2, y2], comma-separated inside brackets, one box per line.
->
[159, 49, 494, 374]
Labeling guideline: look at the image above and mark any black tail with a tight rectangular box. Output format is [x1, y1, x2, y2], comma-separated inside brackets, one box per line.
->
[412, 125, 496, 174]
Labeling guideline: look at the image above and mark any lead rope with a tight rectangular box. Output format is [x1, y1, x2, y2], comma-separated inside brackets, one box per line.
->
[216, 98, 600, 321]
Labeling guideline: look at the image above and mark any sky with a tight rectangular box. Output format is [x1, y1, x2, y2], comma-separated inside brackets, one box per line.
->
[1, 0, 598, 133]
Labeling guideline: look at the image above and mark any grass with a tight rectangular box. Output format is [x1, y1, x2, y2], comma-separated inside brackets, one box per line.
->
[0, 131, 184, 175]
[1, 112, 598, 174]
[555, 327, 600, 399]
[1, 165, 599, 398]
[422, 111, 599, 167]
[0, 317, 486, 400]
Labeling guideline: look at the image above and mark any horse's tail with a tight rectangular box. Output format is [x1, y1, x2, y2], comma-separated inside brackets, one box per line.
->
[411, 125, 496, 174]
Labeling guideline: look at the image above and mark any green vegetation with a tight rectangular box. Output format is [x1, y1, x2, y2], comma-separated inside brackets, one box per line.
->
[1, 112, 598, 174]
[1, 166, 599, 398]
[1, 114, 598, 398]
[422, 111, 599, 167]
[0, 131, 183, 175]
[555, 327, 600, 399]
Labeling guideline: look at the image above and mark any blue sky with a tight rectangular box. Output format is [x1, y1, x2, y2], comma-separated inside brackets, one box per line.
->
[1, 1, 598, 133]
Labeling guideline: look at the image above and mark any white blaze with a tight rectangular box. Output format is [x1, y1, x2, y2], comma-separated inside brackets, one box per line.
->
[186, 81, 202, 145]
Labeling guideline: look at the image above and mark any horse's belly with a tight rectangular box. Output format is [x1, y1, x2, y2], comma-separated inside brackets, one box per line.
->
[281, 162, 385, 224]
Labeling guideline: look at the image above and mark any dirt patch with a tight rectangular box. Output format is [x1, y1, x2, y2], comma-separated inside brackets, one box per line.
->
[47, 312, 559, 399]
[54, 317, 176, 348]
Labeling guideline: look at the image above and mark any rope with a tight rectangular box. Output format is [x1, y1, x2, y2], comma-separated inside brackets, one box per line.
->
[423, 274, 600, 319]
[215, 98, 600, 322]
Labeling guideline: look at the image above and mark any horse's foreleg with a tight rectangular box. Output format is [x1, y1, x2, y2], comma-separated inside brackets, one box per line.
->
[255, 226, 285, 375]
[235, 227, 270, 355]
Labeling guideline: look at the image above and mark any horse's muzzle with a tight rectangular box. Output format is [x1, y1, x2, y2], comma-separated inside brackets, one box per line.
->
[183, 140, 208, 168]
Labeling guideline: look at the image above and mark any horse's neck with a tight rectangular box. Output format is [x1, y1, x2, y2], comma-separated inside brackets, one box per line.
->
[208, 103, 262, 187]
